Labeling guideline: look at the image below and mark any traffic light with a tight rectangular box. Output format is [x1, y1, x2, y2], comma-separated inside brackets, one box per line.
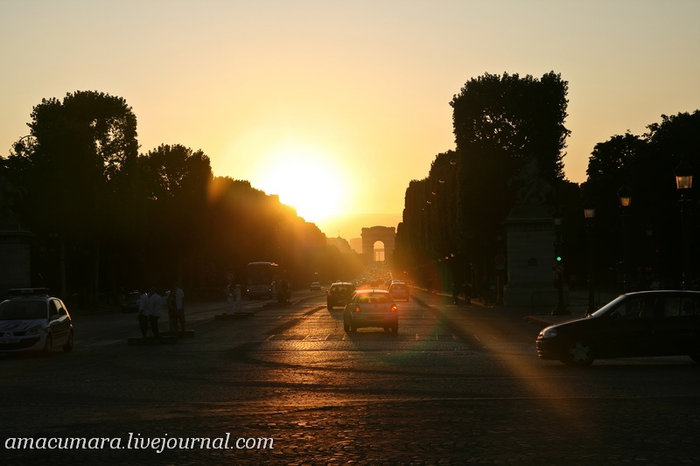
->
[554, 243, 563, 263]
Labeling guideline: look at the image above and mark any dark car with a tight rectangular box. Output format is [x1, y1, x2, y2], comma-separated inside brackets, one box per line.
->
[536, 290, 700, 366]
[119, 291, 141, 313]
[0, 288, 74, 354]
[343, 289, 398, 334]
[388, 281, 410, 301]
[327, 282, 355, 310]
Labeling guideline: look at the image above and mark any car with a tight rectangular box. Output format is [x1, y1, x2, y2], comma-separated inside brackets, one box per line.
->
[536, 290, 700, 366]
[388, 281, 410, 301]
[119, 290, 141, 313]
[310, 281, 321, 291]
[343, 289, 398, 334]
[327, 282, 355, 310]
[0, 288, 74, 355]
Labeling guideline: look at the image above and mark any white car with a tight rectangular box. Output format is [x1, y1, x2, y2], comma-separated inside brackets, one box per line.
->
[0, 289, 74, 354]
[344, 289, 398, 334]
[388, 281, 410, 301]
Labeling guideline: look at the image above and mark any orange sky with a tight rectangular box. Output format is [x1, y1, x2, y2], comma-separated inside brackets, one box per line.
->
[2, 1, 699, 239]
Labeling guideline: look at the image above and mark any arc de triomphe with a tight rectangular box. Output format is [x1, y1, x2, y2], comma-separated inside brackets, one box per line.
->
[361, 226, 395, 263]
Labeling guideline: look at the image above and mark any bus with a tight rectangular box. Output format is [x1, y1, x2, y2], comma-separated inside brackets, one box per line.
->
[245, 262, 279, 299]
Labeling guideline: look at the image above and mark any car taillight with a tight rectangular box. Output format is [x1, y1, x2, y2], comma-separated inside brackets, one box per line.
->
[390, 305, 397, 312]
[355, 306, 361, 313]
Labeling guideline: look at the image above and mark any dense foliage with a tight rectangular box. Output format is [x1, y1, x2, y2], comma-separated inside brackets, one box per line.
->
[396, 71, 700, 297]
[396, 72, 572, 296]
[0, 91, 356, 307]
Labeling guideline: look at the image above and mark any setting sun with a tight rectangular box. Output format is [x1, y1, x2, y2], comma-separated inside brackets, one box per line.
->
[254, 143, 348, 223]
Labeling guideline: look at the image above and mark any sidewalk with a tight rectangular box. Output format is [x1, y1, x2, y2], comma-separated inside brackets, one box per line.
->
[412, 287, 619, 328]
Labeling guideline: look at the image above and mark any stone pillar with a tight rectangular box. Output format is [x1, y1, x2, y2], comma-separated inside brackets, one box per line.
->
[0, 229, 33, 297]
[503, 206, 557, 308]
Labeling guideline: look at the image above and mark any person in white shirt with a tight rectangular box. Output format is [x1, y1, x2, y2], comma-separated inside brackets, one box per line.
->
[147, 287, 163, 338]
[138, 290, 149, 337]
[174, 285, 185, 334]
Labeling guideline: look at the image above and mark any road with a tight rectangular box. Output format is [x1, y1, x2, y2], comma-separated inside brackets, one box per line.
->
[2, 289, 700, 465]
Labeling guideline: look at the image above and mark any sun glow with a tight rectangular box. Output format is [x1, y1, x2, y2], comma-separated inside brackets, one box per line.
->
[254, 144, 348, 224]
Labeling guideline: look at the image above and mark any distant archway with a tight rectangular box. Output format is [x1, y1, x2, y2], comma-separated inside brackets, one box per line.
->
[361, 226, 395, 264]
[373, 240, 385, 262]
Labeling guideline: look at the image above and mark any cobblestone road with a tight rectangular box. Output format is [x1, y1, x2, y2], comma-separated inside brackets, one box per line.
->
[2, 290, 700, 465]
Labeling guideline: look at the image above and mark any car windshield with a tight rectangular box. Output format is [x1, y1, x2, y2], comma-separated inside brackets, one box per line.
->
[589, 295, 627, 318]
[333, 285, 352, 293]
[358, 293, 392, 304]
[0, 300, 47, 320]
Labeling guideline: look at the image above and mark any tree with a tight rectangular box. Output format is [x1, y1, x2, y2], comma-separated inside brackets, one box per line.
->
[138, 144, 213, 287]
[448, 72, 570, 296]
[583, 110, 700, 289]
[4, 91, 139, 303]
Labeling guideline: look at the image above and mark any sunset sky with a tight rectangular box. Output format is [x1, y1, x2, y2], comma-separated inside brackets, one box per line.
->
[1, 1, 699, 239]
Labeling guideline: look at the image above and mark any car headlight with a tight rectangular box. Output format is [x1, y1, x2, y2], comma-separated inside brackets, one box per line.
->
[539, 327, 558, 339]
[26, 325, 45, 336]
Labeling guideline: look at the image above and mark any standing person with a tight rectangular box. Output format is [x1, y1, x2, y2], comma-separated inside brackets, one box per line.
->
[174, 284, 185, 334]
[234, 284, 242, 314]
[147, 287, 163, 338]
[166, 289, 177, 334]
[138, 289, 149, 337]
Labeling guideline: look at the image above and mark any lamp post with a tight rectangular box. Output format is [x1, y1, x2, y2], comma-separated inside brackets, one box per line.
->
[551, 215, 567, 315]
[675, 158, 693, 289]
[584, 207, 596, 314]
[617, 185, 632, 292]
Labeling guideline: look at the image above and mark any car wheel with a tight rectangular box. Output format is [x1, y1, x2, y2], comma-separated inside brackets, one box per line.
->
[564, 340, 594, 366]
[327, 303, 333, 310]
[63, 331, 74, 352]
[343, 315, 350, 333]
[42, 335, 53, 356]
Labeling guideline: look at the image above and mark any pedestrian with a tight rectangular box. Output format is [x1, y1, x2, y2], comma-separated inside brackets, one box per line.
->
[166, 288, 177, 334]
[138, 289, 149, 337]
[233, 283, 243, 314]
[174, 284, 185, 334]
[147, 287, 163, 338]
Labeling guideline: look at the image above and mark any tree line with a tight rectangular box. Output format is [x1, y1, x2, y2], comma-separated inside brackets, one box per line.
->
[395, 71, 700, 298]
[0, 91, 361, 307]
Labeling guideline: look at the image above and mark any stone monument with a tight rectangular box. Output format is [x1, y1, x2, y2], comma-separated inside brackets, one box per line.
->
[502, 160, 558, 308]
[0, 173, 32, 296]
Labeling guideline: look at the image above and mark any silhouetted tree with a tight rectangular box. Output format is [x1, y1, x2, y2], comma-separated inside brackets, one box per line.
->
[139, 144, 213, 287]
[583, 111, 700, 289]
[4, 91, 138, 304]
[450, 72, 570, 296]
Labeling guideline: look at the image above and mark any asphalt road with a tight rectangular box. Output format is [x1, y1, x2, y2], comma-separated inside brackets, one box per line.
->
[2, 290, 700, 465]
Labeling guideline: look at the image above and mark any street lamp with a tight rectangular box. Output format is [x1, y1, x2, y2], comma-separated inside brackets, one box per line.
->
[675, 158, 694, 191]
[675, 158, 693, 289]
[617, 185, 632, 291]
[552, 214, 567, 315]
[618, 185, 632, 208]
[584, 207, 596, 314]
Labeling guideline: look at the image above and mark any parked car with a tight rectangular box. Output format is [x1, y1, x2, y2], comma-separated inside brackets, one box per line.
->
[119, 290, 141, 313]
[0, 288, 74, 355]
[344, 289, 398, 334]
[327, 282, 355, 310]
[388, 280, 410, 301]
[536, 290, 700, 366]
